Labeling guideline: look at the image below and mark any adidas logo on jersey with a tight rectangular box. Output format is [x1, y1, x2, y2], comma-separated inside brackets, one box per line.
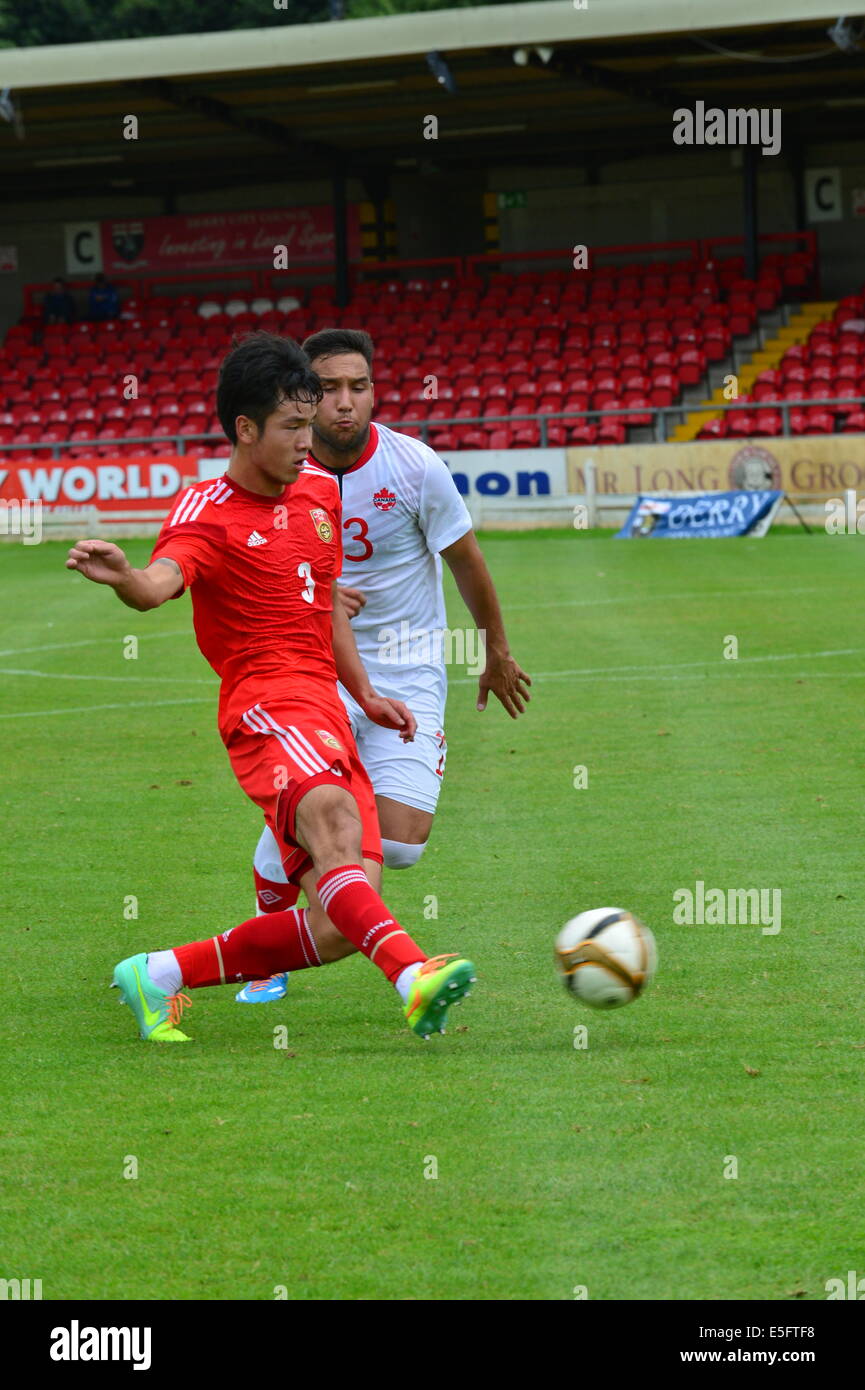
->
[247, 530, 267, 547]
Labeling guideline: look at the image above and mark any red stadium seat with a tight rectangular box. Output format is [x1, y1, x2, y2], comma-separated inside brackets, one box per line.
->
[677, 348, 706, 385]
[566, 420, 597, 445]
[622, 392, 652, 426]
[453, 426, 487, 449]
[595, 418, 626, 445]
[429, 430, 458, 450]
[803, 407, 835, 434]
[152, 419, 180, 438]
[809, 361, 834, 383]
[621, 370, 650, 393]
[510, 423, 540, 447]
[726, 400, 756, 437]
[543, 423, 568, 445]
[753, 409, 783, 437]
[697, 414, 727, 440]
[649, 371, 679, 408]
[648, 349, 677, 372]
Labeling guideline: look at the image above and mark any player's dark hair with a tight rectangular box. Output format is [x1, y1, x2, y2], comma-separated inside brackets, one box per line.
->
[302, 328, 374, 374]
[217, 332, 323, 444]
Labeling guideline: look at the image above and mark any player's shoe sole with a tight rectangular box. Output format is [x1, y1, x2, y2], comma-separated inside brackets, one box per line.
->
[111, 951, 192, 1042]
[403, 955, 477, 1039]
[235, 973, 289, 1003]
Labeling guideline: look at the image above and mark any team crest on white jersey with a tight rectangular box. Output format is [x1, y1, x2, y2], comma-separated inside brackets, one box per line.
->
[373, 487, 397, 511]
[309, 508, 333, 542]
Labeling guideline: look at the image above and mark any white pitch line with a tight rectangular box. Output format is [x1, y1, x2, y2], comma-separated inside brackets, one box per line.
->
[0, 631, 190, 659]
[0, 586, 828, 656]
[457, 670, 865, 686]
[3, 651, 864, 719]
[450, 648, 863, 683]
[0, 696, 214, 720]
[5, 647, 859, 691]
[506, 584, 826, 611]
[0, 668, 215, 684]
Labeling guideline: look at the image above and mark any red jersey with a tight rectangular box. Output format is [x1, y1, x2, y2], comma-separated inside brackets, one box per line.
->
[151, 462, 343, 741]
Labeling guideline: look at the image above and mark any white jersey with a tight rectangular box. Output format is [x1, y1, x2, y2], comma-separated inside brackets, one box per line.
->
[312, 421, 471, 730]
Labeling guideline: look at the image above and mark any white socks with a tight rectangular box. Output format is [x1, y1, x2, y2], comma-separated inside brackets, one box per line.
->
[381, 839, 428, 870]
[254, 823, 289, 883]
[147, 949, 182, 997]
[395, 961, 423, 1002]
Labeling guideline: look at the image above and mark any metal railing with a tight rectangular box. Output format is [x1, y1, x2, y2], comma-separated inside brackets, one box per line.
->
[2, 395, 863, 462]
[377, 395, 865, 447]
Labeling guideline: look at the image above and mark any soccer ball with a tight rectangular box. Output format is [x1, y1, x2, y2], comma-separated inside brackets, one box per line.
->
[555, 907, 657, 1008]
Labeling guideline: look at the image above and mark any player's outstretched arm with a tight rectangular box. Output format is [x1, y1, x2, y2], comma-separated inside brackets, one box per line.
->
[330, 582, 416, 742]
[441, 529, 532, 718]
[66, 541, 184, 611]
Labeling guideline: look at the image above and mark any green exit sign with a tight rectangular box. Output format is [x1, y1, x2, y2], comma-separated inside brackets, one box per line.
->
[498, 191, 527, 209]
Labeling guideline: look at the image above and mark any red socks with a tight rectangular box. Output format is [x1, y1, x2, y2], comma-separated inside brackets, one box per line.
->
[254, 868, 301, 915]
[172, 868, 425, 988]
[316, 865, 426, 983]
[173, 907, 320, 987]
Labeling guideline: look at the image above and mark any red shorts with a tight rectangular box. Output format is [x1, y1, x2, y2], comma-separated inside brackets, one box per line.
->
[226, 700, 383, 884]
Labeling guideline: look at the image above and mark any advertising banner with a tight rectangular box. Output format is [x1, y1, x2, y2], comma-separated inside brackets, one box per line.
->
[200, 447, 569, 499]
[567, 436, 865, 497]
[97, 204, 360, 274]
[0, 455, 193, 512]
[437, 447, 568, 499]
[617, 490, 784, 539]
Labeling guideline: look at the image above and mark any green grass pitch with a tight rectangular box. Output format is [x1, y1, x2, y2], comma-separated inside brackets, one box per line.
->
[1, 527, 863, 1301]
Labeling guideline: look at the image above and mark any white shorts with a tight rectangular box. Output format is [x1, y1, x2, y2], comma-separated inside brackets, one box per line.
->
[338, 684, 447, 815]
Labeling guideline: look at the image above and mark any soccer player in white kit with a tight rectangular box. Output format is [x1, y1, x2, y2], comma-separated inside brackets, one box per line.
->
[237, 328, 530, 1002]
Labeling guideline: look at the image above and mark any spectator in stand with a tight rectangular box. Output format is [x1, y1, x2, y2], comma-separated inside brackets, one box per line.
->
[88, 273, 120, 322]
[42, 277, 76, 325]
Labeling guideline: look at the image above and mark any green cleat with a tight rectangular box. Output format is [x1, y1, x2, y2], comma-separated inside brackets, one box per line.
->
[403, 954, 477, 1040]
[111, 952, 192, 1042]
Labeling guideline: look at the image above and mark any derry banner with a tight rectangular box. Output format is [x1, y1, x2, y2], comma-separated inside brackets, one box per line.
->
[617, 490, 784, 539]
[92, 205, 361, 274]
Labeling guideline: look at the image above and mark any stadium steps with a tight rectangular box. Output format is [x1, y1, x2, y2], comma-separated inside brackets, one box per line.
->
[668, 302, 837, 441]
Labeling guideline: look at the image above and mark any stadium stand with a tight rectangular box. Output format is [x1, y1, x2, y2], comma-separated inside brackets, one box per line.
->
[0, 240, 832, 463]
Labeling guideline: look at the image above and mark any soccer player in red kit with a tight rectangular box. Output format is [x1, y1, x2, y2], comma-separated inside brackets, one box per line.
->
[66, 333, 476, 1041]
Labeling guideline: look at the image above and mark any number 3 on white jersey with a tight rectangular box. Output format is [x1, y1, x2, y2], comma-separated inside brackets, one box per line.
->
[298, 561, 315, 604]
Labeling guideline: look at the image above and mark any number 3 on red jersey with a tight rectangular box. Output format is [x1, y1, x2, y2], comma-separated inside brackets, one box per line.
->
[343, 516, 374, 562]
